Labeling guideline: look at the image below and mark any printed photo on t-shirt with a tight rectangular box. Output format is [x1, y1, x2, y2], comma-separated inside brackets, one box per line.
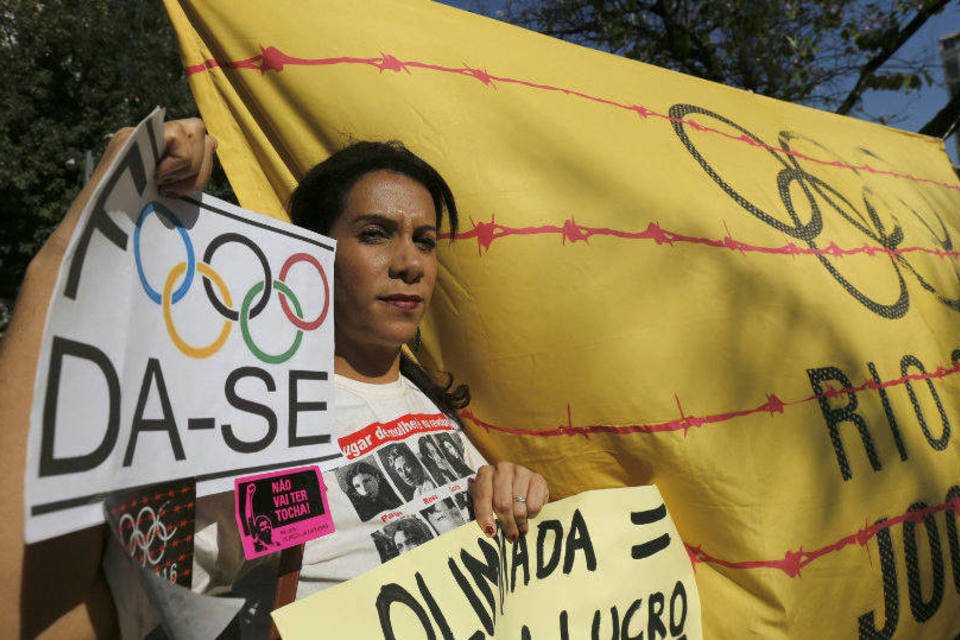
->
[378, 442, 437, 502]
[453, 489, 473, 520]
[333, 459, 403, 522]
[421, 497, 466, 536]
[417, 435, 461, 486]
[433, 432, 474, 479]
[371, 516, 435, 562]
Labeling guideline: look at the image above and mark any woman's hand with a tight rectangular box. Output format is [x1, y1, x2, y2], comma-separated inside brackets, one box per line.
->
[472, 462, 549, 542]
[40, 118, 217, 261]
[156, 117, 218, 197]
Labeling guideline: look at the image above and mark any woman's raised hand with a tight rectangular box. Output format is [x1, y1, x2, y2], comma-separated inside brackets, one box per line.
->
[156, 117, 218, 197]
[472, 462, 549, 542]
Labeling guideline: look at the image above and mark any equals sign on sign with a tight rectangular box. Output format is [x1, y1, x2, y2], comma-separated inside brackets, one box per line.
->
[630, 503, 671, 560]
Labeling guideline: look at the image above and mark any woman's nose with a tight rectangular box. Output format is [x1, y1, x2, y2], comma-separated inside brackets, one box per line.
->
[388, 238, 423, 283]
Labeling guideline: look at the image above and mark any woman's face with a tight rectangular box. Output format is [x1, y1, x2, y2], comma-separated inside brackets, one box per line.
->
[328, 170, 438, 356]
[352, 471, 379, 497]
[442, 439, 459, 461]
[394, 529, 416, 553]
[428, 502, 464, 534]
[424, 439, 443, 462]
[392, 453, 419, 486]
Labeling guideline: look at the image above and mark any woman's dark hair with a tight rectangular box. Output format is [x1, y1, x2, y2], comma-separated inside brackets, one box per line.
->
[346, 461, 380, 486]
[289, 140, 458, 236]
[400, 354, 470, 426]
[288, 140, 470, 422]
[394, 518, 431, 544]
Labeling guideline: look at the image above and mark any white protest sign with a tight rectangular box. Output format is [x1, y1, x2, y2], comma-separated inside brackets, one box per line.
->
[25, 109, 341, 542]
[273, 486, 702, 640]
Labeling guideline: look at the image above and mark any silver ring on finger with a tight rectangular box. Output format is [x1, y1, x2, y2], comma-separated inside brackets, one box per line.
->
[512, 495, 526, 504]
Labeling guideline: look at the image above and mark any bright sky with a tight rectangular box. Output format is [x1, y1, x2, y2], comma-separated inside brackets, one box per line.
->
[862, 2, 960, 164]
[438, 0, 960, 165]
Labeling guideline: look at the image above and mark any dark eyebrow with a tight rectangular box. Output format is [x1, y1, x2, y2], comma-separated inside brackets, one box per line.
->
[352, 214, 396, 228]
[352, 214, 436, 235]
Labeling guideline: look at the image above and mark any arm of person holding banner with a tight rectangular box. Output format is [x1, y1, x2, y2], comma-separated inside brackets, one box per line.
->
[0, 119, 216, 638]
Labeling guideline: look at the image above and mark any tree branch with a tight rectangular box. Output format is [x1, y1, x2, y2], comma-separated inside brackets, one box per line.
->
[919, 91, 960, 138]
[651, 0, 724, 82]
[835, 0, 950, 115]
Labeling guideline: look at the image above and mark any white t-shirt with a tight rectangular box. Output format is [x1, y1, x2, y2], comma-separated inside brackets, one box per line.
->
[193, 373, 486, 600]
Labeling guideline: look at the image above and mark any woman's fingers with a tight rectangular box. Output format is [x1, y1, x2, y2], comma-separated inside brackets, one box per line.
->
[526, 473, 549, 520]
[492, 462, 520, 541]
[472, 466, 497, 537]
[156, 118, 217, 197]
[472, 462, 548, 542]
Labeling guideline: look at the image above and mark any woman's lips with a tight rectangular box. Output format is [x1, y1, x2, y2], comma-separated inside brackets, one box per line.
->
[379, 295, 422, 311]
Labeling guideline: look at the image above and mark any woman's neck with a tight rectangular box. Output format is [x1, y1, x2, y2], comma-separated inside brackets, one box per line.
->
[334, 342, 401, 384]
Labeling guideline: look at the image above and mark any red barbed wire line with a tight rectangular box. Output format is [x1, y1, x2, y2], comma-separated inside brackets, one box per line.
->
[462, 395, 784, 439]
[686, 495, 960, 577]
[461, 360, 960, 439]
[107, 487, 193, 515]
[157, 552, 193, 569]
[185, 47, 960, 193]
[439, 215, 958, 259]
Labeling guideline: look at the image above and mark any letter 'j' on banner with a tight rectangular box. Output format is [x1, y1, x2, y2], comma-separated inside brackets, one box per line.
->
[25, 111, 340, 543]
[165, 1, 960, 637]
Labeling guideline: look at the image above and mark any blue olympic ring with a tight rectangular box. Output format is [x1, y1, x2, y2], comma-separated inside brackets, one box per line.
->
[134, 202, 195, 304]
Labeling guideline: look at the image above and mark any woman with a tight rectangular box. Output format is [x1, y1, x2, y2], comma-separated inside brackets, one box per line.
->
[235, 138, 547, 599]
[390, 518, 433, 555]
[422, 497, 467, 535]
[0, 119, 549, 637]
[335, 459, 403, 521]
[435, 431, 476, 478]
[419, 435, 460, 485]
[380, 443, 437, 501]
[285, 138, 547, 539]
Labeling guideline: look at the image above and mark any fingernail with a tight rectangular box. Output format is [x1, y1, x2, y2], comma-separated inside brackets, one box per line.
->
[484, 524, 496, 537]
[509, 532, 518, 543]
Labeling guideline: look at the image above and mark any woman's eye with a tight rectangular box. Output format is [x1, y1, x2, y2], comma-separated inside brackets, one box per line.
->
[359, 227, 388, 243]
[416, 236, 437, 251]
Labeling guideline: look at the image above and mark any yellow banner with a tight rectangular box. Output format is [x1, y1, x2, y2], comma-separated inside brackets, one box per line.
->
[165, 1, 960, 637]
[273, 486, 702, 639]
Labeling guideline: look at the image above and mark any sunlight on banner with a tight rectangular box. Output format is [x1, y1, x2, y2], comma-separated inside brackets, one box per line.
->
[164, 1, 960, 636]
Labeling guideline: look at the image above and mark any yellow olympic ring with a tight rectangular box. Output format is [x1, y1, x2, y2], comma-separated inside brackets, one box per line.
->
[163, 262, 232, 359]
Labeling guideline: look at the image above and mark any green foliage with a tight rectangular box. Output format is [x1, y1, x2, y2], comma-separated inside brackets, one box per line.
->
[0, 0, 234, 300]
[864, 71, 924, 91]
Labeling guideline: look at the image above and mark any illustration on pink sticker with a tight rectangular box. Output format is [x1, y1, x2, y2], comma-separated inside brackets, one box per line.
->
[234, 466, 334, 560]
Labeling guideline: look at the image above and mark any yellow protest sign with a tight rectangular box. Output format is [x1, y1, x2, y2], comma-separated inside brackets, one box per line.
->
[272, 486, 701, 639]
[165, 1, 960, 636]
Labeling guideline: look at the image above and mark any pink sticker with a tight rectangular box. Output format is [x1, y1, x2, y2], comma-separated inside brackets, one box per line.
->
[234, 466, 334, 560]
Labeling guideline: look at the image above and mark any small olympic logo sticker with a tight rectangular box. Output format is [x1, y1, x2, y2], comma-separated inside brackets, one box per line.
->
[118, 502, 177, 567]
[133, 202, 329, 363]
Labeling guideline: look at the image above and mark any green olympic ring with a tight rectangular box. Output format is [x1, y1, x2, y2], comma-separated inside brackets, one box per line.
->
[240, 280, 303, 364]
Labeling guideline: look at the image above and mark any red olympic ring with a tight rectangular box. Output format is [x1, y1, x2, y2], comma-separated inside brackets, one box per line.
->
[278, 253, 330, 331]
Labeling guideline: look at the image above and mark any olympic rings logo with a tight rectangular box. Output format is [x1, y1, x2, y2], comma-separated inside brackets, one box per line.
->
[133, 202, 330, 363]
[118, 502, 177, 567]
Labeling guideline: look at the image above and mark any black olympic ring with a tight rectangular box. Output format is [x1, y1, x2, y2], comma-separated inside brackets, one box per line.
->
[202, 233, 272, 321]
